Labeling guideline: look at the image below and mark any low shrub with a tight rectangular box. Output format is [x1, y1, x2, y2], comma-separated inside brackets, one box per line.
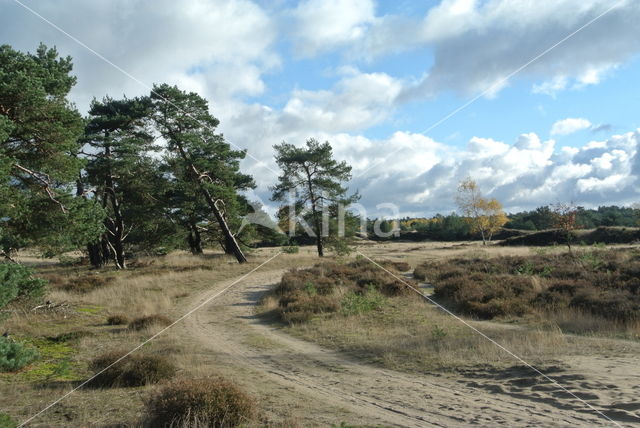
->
[425, 249, 640, 322]
[60, 274, 110, 293]
[128, 314, 172, 331]
[47, 330, 94, 343]
[0, 263, 46, 309]
[272, 259, 416, 324]
[0, 337, 39, 372]
[89, 351, 176, 388]
[341, 287, 386, 315]
[106, 314, 130, 325]
[144, 377, 255, 427]
[281, 245, 299, 254]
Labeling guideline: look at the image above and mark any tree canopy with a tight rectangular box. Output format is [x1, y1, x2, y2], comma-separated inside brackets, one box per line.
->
[0, 43, 103, 258]
[271, 138, 358, 256]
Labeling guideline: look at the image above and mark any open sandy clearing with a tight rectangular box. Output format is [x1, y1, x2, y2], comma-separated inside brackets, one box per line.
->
[175, 266, 639, 427]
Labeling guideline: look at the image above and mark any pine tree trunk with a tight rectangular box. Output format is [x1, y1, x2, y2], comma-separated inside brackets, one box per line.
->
[100, 235, 111, 265]
[174, 144, 246, 263]
[305, 169, 324, 257]
[87, 242, 103, 268]
[187, 222, 203, 255]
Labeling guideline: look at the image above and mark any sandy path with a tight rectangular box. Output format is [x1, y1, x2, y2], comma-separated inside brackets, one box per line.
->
[175, 268, 636, 427]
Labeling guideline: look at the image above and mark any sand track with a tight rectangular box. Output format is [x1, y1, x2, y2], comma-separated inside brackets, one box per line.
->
[175, 268, 638, 427]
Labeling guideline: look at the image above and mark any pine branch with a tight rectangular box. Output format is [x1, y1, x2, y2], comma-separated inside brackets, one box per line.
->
[12, 163, 67, 213]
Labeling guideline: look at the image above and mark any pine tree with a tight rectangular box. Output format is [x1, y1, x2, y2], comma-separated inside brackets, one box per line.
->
[0, 44, 103, 258]
[271, 139, 357, 257]
[82, 96, 158, 268]
[151, 84, 254, 263]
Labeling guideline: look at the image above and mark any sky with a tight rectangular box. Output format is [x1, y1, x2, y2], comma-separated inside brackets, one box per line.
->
[2, 0, 639, 217]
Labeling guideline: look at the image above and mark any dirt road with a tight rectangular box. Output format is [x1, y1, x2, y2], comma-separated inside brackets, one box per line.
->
[175, 267, 638, 427]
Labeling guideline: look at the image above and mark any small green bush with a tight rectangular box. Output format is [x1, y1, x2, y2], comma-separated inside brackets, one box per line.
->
[144, 377, 255, 427]
[0, 337, 39, 372]
[341, 288, 386, 316]
[282, 245, 299, 254]
[89, 351, 176, 388]
[0, 263, 46, 309]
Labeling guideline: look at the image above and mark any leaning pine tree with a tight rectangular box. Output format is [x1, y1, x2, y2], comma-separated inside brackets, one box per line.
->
[271, 139, 357, 257]
[151, 84, 254, 263]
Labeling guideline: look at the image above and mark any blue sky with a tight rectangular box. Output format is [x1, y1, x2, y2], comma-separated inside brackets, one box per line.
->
[2, 0, 639, 216]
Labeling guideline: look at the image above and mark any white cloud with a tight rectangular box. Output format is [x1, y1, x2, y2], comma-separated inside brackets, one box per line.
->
[289, 0, 375, 56]
[361, 0, 640, 99]
[1, 0, 279, 111]
[278, 70, 403, 132]
[347, 129, 639, 216]
[551, 118, 592, 135]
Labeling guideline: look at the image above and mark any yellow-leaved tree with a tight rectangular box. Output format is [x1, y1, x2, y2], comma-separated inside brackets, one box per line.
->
[455, 178, 508, 245]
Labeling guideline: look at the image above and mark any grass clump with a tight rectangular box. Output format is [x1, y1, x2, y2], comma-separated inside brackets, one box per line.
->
[0, 412, 17, 428]
[0, 337, 38, 372]
[106, 314, 130, 325]
[144, 377, 255, 427]
[128, 314, 172, 331]
[88, 350, 176, 388]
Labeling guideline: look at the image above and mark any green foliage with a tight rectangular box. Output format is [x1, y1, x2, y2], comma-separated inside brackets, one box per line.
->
[0, 44, 102, 256]
[430, 325, 448, 341]
[410, 213, 472, 241]
[326, 235, 354, 257]
[514, 261, 553, 277]
[151, 84, 255, 257]
[0, 412, 17, 428]
[303, 281, 317, 296]
[507, 205, 639, 230]
[0, 337, 38, 372]
[271, 138, 358, 256]
[0, 263, 46, 308]
[282, 245, 299, 254]
[341, 287, 386, 316]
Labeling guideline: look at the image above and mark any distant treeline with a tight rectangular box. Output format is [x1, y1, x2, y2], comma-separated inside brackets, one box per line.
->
[390, 205, 639, 241]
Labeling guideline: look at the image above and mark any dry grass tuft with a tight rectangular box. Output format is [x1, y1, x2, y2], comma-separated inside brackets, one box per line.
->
[128, 314, 172, 331]
[106, 314, 130, 326]
[144, 377, 255, 427]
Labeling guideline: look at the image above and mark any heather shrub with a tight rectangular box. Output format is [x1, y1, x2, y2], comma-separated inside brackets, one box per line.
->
[144, 377, 255, 427]
[89, 351, 175, 388]
[426, 249, 640, 322]
[272, 259, 416, 324]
